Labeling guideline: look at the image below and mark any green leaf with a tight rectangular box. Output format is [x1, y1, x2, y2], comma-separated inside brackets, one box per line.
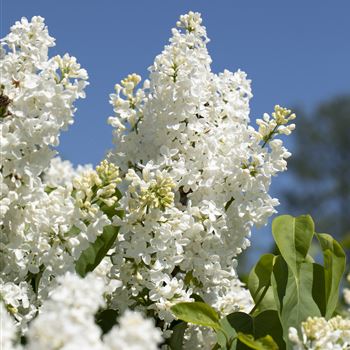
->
[311, 263, 326, 316]
[220, 312, 254, 349]
[216, 333, 229, 350]
[225, 312, 253, 334]
[27, 265, 45, 294]
[168, 321, 187, 350]
[237, 333, 278, 350]
[316, 233, 346, 318]
[272, 215, 314, 277]
[272, 260, 321, 349]
[248, 254, 277, 313]
[254, 310, 285, 350]
[218, 316, 237, 350]
[75, 225, 120, 277]
[190, 293, 205, 303]
[95, 309, 118, 334]
[271, 215, 319, 348]
[65, 225, 81, 237]
[270, 256, 289, 314]
[44, 186, 56, 194]
[222, 311, 284, 350]
[171, 302, 221, 331]
[223, 312, 253, 350]
[100, 201, 124, 220]
[115, 187, 122, 200]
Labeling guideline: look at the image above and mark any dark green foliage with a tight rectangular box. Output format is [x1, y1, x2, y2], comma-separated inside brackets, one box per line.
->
[75, 225, 120, 277]
[167, 321, 187, 350]
[95, 309, 119, 334]
[170, 214, 346, 350]
[283, 96, 350, 239]
[75, 200, 123, 277]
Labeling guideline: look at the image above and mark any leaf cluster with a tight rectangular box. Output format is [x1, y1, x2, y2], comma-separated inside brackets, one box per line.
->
[170, 215, 346, 349]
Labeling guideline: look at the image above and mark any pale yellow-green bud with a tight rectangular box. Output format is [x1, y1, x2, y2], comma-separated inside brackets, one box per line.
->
[302, 317, 330, 341]
[6, 304, 18, 315]
[328, 315, 350, 331]
[73, 160, 121, 216]
[257, 105, 296, 147]
[94, 160, 121, 207]
[272, 105, 296, 125]
[96, 160, 121, 186]
[177, 11, 202, 33]
[139, 172, 175, 211]
[121, 73, 141, 97]
[121, 73, 141, 88]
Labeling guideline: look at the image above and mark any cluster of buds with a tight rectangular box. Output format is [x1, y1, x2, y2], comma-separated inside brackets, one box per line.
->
[53, 53, 88, 85]
[167, 48, 186, 83]
[139, 172, 175, 211]
[109, 73, 146, 132]
[289, 315, 350, 349]
[95, 160, 122, 206]
[112, 73, 142, 112]
[126, 168, 175, 214]
[176, 11, 203, 33]
[73, 160, 121, 217]
[120, 73, 142, 99]
[301, 316, 330, 341]
[256, 105, 296, 147]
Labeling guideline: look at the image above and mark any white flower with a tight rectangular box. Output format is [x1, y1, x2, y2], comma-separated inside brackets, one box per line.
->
[107, 11, 294, 325]
[183, 325, 217, 350]
[43, 157, 93, 188]
[1, 12, 297, 349]
[289, 316, 350, 350]
[0, 16, 96, 329]
[26, 273, 106, 350]
[104, 310, 162, 350]
[0, 302, 20, 350]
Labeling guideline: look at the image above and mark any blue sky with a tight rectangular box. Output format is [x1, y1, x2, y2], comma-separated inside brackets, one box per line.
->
[3, 1, 349, 165]
[2, 1, 350, 266]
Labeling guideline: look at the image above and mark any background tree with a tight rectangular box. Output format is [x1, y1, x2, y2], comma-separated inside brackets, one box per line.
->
[283, 95, 350, 242]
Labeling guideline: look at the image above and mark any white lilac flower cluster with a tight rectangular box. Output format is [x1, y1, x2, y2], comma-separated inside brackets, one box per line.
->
[0, 16, 88, 221]
[0, 158, 121, 330]
[1, 12, 298, 349]
[43, 156, 93, 188]
[104, 309, 163, 350]
[107, 11, 294, 322]
[1, 272, 162, 350]
[0, 17, 120, 330]
[0, 302, 19, 350]
[289, 316, 350, 350]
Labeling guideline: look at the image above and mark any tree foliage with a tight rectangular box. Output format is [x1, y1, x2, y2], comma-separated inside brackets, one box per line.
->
[284, 96, 350, 239]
